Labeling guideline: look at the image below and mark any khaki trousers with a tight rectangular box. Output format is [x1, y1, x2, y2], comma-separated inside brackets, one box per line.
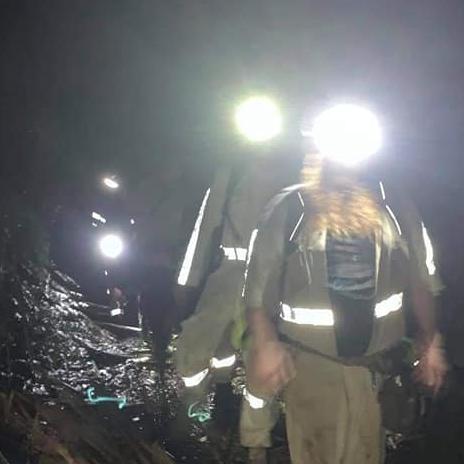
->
[239, 397, 279, 448]
[240, 349, 280, 448]
[283, 349, 382, 464]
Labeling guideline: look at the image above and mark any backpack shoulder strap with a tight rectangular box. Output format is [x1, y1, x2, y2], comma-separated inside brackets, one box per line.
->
[270, 185, 306, 316]
[258, 183, 304, 226]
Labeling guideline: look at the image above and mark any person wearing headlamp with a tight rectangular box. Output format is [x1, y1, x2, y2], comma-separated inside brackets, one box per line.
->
[173, 96, 299, 463]
[244, 104, 446, 463]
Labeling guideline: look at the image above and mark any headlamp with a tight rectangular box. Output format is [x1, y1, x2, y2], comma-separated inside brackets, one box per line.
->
[99, 234, 124, 259]
[309, 104, 382, 166]
[234, 96, 282, 142]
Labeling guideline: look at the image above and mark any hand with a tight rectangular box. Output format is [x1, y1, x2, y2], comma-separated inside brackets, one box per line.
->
[246, 340, 296, 398]
[414, 334, 448, 395]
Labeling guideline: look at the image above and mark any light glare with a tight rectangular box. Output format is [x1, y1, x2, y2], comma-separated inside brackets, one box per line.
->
[103, 177, 119, 189]
[312, 104, 382, 165]
[99, 234, 124, 259]
[235, 96, 282, 142]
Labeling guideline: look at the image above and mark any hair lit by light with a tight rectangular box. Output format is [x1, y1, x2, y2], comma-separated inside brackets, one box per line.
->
[99, 234, 124, 259]
[234, 96, 282, 142]
[103, 177, 119, 189]
[311, 104, 382, 166]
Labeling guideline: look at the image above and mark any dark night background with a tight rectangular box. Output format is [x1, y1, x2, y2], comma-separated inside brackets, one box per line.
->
[2, 0, 463, 351]
[1, 0, 464, 462]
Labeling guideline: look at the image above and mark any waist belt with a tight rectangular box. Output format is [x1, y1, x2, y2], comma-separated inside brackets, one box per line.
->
[280, 292, 403, 326]
[278, 332, 374, 367]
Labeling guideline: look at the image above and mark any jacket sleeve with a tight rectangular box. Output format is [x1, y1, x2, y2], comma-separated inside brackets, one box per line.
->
[244, 194, 288, 312]
[176, 168, 232, 288]
[393, 191, 444, 296]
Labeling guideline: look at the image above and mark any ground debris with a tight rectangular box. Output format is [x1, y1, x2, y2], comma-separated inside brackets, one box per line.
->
[0, 261, 173, 410]
[0, 391, 175, 464]
[0, 257, 184, 461]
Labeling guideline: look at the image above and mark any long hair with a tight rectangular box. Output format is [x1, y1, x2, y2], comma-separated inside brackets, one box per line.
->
[301, 153, 382, 239]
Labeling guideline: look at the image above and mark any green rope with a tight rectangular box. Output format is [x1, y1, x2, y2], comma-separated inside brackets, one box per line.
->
[86, 387, 127, 410]
[187, 401, 211, 423]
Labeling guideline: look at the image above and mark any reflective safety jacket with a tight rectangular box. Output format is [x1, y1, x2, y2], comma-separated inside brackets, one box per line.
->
[245, 182, 443, 361]
[176, 166, 290, 289]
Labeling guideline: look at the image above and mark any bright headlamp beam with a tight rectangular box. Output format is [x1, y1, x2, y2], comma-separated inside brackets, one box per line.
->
[311, 104, 382, 166]
[234, 96, 282, 142]
[103, 177, 119, 189]
[99, 234, 124, 259]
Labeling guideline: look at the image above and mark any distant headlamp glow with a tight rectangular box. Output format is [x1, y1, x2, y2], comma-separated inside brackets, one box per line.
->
[103, 177, 119, 189]
[311, 104, 382, 166]
[91, 211, 107, 224]
[99, 234, 123, 259]
[235, 96, 282, 142]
